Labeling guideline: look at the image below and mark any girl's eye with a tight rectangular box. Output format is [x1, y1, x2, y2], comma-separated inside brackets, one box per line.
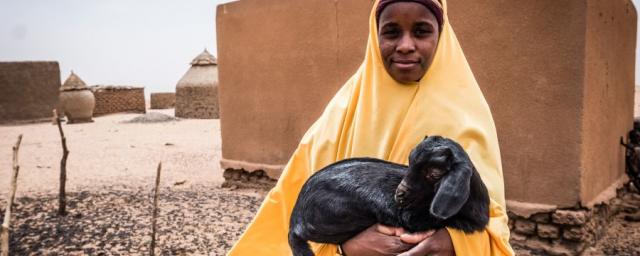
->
[381, 29, 399, 38]
[382, 31, 398, 37]
[414, 29, 432, 37]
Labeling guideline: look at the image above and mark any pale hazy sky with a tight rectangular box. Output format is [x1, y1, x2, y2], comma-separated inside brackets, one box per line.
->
[0, 0, 235, 94]
[1, 0, 639, 95]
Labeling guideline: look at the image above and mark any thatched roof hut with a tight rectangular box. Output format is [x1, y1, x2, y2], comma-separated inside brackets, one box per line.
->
[175, 49, 219, 119]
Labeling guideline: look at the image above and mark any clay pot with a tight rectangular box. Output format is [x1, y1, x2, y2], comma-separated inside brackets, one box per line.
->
[59, 89, 95, 124]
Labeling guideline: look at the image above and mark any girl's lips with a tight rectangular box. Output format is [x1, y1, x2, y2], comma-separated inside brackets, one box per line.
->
[392, 61, 419, 70]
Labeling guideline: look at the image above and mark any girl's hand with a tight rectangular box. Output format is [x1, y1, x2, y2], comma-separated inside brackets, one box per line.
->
[398, 228, 454, 256]
[341, 224, 414, 256]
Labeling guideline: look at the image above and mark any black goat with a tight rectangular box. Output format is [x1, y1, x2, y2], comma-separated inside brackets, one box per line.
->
[288, 136, 490, 256]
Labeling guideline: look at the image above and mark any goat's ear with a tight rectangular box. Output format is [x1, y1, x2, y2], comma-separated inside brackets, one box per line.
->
[430, 164, 472, 220]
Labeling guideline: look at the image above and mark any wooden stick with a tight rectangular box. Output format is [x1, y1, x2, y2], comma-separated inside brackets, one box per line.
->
[53, 110, 68, 216]
[1, 134, 23, 256]
[150, 162, 162, 256]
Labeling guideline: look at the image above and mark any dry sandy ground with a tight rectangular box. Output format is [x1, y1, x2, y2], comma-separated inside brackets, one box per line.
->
[0, 109, 223, 195]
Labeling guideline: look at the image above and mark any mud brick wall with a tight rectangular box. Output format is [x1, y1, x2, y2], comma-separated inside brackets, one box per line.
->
[175, 86, 218, 119]
[150, 93, 175, 109]
[91, 86, 146, 116]
[0, 61, 60, 123]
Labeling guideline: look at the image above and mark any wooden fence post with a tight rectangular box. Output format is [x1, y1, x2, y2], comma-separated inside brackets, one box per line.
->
[1, 134, 23, 256]
[150, 162, 162, 256]
[53, 110, 68, 216]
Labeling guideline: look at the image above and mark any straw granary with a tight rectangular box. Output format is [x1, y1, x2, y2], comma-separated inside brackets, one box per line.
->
[175, 49, 219, 119]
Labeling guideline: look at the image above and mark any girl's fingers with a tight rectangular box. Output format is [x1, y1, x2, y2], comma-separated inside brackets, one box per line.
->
[399, 230, 436, 244]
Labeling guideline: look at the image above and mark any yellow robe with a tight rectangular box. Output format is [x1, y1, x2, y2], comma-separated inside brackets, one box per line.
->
[228, 0, 513, 255]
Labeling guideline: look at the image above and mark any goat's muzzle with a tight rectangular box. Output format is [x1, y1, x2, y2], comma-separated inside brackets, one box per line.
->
[395, 181, 412, 208]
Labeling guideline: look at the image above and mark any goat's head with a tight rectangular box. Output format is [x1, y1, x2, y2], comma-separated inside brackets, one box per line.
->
[395, 135, 472, 220]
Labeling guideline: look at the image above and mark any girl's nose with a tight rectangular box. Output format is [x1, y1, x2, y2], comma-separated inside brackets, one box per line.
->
[396, 34, 416, 53]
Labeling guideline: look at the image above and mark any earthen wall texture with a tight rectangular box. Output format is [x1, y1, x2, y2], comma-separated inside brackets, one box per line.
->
[449, 0, 590, 206]
[0, 61, 60, 122]
[580, 0, 636, 204]
[175, 86, 218, 119]
[91, 87, 146, 116]
[635, 88, 640, 117]
[150, 93, 176, 109]
[217, 0, 637, 206]
[217, 0, 372, 166]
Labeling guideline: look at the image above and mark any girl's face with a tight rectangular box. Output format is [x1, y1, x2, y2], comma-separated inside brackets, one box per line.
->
[378, 2, 440, 84]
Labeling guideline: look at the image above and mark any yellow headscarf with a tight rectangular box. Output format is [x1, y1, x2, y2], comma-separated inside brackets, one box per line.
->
[228, 0, 513, 255]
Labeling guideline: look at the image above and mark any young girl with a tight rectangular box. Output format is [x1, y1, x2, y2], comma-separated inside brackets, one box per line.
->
[229, 0, 513, 255]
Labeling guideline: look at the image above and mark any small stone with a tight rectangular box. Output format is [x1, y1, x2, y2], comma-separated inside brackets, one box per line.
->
[552, 210, 588, 225]
[537, 223, 559, 239]
[223, 169, 233, 180]
[581, 247, 600, 256]
[510, 232, 527, 242]
[240, 172, 250, 181]
[563, 226, 589, 241]
[231, 170, 241, 180]
[531, 212, 551, 223]
[522, 237, 553, 253]
[547, 241, 574, 256]
[623, 212, 640, 222]
[513, 219, 536, 235]
[620, 202, 639, 213]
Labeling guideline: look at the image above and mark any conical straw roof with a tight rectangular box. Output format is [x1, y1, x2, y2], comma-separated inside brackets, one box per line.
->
[177, 50, 219, 88]
[190, 49, 217, 66]
[61, 71, 88, 91]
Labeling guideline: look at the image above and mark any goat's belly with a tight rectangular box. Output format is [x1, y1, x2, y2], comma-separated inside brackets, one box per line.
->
[295, 186, 399, 244]
[297, 219, 372, 244]
[292, 160, 405, 244]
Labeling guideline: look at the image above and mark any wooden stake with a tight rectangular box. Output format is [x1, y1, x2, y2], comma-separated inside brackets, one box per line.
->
[1, 134, 23, 256]
[53, 110, 68, 216]
[150, 162, 162, 256]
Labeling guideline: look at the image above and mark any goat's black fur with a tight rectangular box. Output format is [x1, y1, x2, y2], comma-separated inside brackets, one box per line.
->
[288, 136, 490, 256]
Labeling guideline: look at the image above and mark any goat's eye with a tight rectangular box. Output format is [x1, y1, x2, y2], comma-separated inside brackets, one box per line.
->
[426, 168, 446, 180]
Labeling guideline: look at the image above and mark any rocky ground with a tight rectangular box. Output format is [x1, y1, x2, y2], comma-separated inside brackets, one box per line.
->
[2, 183, 640, 256]
[0, 184, 265, 256]
[589, 211, 640, 256]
